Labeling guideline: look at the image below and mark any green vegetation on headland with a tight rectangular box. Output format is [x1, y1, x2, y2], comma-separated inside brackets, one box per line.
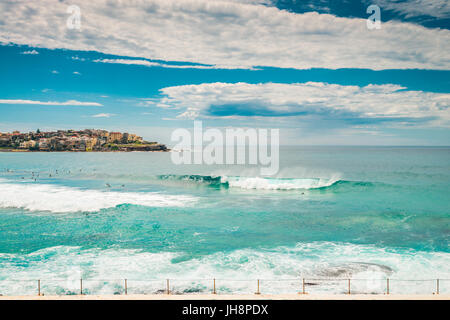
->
[0, 129, 168, 152]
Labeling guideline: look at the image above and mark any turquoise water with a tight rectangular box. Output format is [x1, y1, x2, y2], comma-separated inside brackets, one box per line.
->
[0, 147, 449, 295]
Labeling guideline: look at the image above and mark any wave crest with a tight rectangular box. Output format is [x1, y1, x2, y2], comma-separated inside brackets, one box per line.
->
[221, 176, 339, 190]
[157, 174, 340, 190]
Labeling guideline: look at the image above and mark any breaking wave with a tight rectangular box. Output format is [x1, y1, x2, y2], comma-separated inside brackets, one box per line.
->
[221, 176, 339, 190]
[0, 179, 197, 213]
[0, 242, 448, 295]
[157, 174, 343, 190]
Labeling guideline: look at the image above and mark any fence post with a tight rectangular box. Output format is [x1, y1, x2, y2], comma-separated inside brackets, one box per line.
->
[436, 279, 439, 295]
[37, 280, 40, 296]
[212, 278, 216, 294]
[255, 279, 261, 295]
[166, 279, 170, 295]
[386, 278, 389, 295]
[299, 278, 306, 294]
[80, 278, 83, 295]
[124, 279, 127, 295]
[348, 279, 351, 295]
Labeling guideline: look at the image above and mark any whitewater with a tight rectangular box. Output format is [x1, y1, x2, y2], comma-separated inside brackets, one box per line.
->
[157, 174, 340, 190]
[0, 179, 197, 213]
[0, 147, 449, 295]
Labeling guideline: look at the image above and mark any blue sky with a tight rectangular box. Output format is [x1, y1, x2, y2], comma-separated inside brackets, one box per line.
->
[0, 0, 449, 145]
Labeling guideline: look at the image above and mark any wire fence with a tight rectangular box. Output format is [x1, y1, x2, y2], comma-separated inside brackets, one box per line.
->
[0, 278, 448, 296]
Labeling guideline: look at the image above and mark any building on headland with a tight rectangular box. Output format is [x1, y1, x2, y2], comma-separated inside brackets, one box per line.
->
[0, 129, 167, 152]
[128, 133, 136, 142]
[128, 133, 143, 143]
[83, 137, 97, 151]
[108, 132, 122, 143]
[0, 133, 11, 147]
[19, 140, 37, 149]
[38, 138, 49, 151]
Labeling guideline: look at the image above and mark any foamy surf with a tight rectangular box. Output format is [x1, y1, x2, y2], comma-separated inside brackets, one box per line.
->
[0, 180, 197, 213]
[0, 242, 448, 295]
[221, 176, 338, 190]
[156, 174, 340, 190]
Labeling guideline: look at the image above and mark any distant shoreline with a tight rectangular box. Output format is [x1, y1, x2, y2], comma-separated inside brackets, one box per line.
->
[0, 129, 169, 152]
[0, 149, 170, 152]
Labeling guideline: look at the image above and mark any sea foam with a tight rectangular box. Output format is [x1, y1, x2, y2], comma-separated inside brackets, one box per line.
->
[0, 180, 197, 213]
[1, 242, 448, 295]
[156, 174, 340, 190]
[221, 176, 338, 190]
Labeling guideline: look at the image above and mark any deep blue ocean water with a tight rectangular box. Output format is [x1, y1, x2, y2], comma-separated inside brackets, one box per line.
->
[0, 146, 449, 295]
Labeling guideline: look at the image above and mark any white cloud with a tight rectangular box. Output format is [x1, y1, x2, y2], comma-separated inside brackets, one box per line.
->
[0, 0, 448, 70]
[0, 99, 102, 106]
[94, 59, 160, 67]
[155, 82, 450, 126]
[21, 49, 39, 55]
[93, 58, 251, 70]
[51, 70, 59, 74]
[73, 71, 81, 75]
[91, 113, 115, 118]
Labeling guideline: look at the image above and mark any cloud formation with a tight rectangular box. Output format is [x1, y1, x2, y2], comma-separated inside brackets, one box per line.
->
[0, 0, 448, 70]
[21, 49, 39, 55]
[92, 113, 115, 118]
[156, 82, 450, 126]
[93, 58, 252, 70]
[0, 99, 102, 106]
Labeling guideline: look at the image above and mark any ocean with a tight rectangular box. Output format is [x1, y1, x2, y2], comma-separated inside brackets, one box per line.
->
[0, 146, 449, 295]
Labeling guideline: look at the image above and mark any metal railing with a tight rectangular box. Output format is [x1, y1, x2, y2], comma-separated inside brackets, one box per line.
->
[0, 278, 447, 296]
